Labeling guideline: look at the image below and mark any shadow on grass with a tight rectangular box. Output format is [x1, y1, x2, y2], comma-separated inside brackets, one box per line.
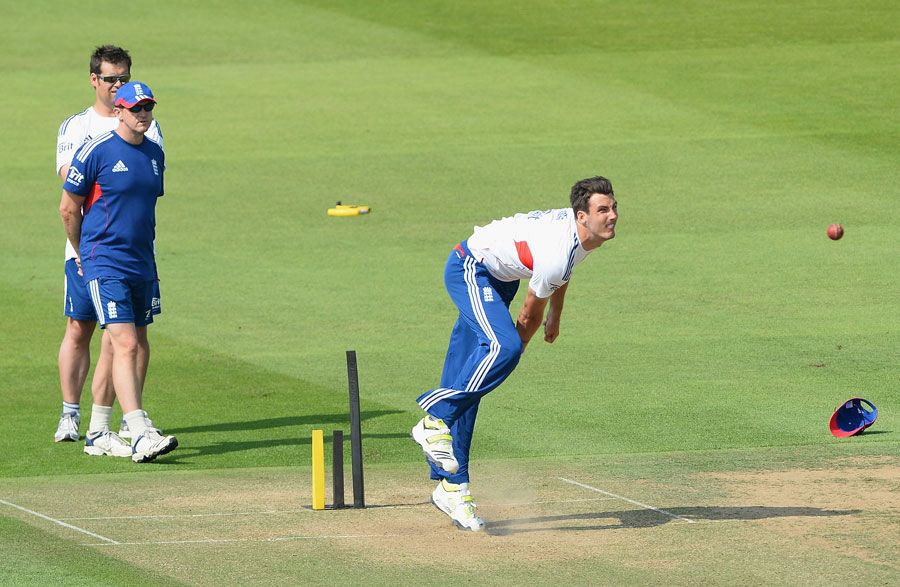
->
[486, 506, 862, 535]
[165, 432, 411, 458]
[166, 410, 403, 434]
[139, 409, 408, 461]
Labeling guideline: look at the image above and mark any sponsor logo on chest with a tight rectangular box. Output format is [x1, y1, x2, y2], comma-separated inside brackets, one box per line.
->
[112, 160, 129, 173]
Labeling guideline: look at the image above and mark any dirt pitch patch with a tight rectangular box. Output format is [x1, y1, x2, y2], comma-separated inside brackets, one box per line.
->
[2, 448, 897, 584]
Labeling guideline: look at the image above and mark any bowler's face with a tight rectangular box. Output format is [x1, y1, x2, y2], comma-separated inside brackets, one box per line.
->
[578, 193, 618, 244]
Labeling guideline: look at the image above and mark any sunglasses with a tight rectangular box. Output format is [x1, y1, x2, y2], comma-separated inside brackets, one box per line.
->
[97, 74, 131, 84]
[121, 102, 156, 113]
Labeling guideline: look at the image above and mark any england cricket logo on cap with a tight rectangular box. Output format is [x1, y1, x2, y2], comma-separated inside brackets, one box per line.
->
[115, 81, 157, 108]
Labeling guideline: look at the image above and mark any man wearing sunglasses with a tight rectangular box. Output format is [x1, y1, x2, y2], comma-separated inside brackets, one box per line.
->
[54, 46, 163, 453]
[60, 81, 177, 463]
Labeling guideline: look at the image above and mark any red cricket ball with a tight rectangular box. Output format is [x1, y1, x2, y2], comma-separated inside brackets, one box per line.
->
[827, 223, 844, 240]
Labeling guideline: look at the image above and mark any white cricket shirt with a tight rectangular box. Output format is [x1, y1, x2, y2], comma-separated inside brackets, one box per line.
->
[466, 208, 591, 298]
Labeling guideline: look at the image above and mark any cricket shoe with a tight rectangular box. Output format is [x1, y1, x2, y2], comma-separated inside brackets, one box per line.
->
[54, 413, 80, 442]
[84, 430, 132, 457]
[432, 480, 485, 532]
[411, 416, 459, 474]
[131, 428, 178, 463]
[118, 418, 132, 440]
[124, 410, 162, 441]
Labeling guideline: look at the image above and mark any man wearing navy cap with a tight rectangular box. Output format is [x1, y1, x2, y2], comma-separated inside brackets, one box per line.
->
[54, 45, 165, 447]
[60, 81, 177, 463]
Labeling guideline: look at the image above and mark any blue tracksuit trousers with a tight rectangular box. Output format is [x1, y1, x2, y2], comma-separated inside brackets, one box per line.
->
[416, 241, 522, 483]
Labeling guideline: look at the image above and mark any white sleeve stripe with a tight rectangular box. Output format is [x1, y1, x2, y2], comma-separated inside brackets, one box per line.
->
[58, 114, 77, 136]
[58, 108, 90, 136]
[75, 132, 114, 163]
[145, 121, 164, 150]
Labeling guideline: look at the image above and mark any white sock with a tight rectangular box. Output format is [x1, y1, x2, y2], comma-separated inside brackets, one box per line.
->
[88, 405, 113, 434]
[62, 402, 80, 418]
[124, 410, 151, 438]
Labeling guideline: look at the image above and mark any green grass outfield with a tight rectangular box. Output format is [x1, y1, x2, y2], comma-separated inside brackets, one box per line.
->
[1, 1, 897, 584]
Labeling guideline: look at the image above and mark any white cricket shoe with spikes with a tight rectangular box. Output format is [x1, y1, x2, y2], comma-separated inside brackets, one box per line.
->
[54, 413, 80, 442]
[432, 480, 485, 532]
[131, 428, 178, 463]
[84, 430, 132, 457]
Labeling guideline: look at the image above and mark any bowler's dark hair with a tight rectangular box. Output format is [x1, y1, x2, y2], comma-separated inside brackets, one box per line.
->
[90, 45, 132, 74]
[570, 176, 614, 214]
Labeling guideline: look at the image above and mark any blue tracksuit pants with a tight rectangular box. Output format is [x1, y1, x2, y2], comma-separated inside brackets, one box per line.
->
[416, 241, 522, 483]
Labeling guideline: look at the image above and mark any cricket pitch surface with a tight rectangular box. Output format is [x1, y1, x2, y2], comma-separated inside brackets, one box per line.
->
[2, 445, 897, 585]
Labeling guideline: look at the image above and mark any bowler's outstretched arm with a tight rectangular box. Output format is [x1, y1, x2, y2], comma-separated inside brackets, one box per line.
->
[543, 281, 568, 343]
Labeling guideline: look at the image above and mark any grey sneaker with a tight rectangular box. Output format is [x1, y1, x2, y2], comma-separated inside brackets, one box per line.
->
[411, 416, 459, 474]
[84, 430, 132, 457]
[131, 428, 178, 463]
[54, 413, 80, 442]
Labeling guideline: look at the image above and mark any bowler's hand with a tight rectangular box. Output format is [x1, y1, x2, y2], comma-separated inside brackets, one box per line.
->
[75, 256, 83, 276]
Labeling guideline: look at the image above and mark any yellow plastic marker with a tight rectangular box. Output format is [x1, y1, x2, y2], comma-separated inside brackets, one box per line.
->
[327, 202, 371, 217]
[312, 429, 325, 510]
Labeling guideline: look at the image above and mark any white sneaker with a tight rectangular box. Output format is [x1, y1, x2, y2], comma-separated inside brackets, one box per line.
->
[84, 430, 132, 457]
[118, 419, 132, 440]
[54, 413, 80, 442]
[411, 416, 459, 474]
[131, 428, 178, 463]
[432, 480, 485, 531]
